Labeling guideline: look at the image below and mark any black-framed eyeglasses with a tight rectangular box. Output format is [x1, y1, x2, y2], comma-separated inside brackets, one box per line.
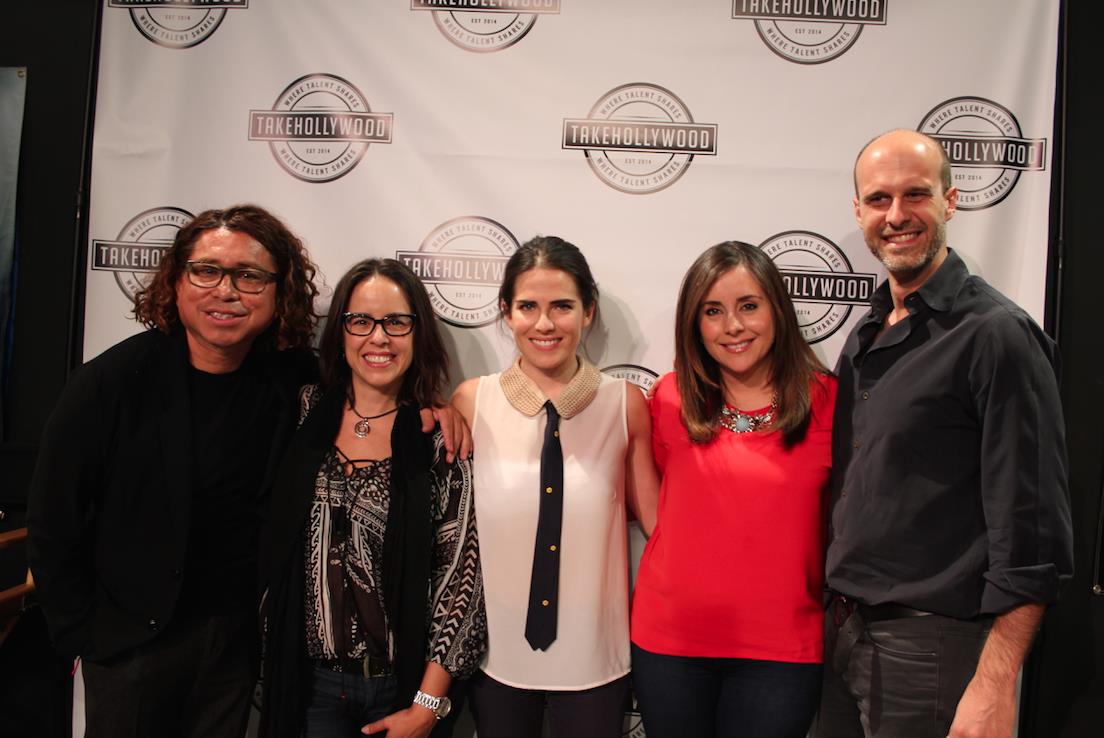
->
[184, 261, 278, 294]
[342, 312, 417, 337]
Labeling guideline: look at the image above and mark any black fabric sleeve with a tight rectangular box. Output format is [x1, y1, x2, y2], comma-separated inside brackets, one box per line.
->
[26, 363, 111, 659]
[971, 310, 1074, 613]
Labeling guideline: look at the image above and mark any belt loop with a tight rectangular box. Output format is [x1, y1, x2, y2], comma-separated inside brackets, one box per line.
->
[832, 594, 856, 628]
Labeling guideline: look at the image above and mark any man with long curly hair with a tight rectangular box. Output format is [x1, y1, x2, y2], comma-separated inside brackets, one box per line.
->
[27, 204, 320, 737]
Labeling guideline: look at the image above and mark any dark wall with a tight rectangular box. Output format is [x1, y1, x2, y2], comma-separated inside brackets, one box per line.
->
[0, 1, 98, 504]
[0, 1, 98, 444]
[0, 10, 97, 735]
[1023, 1, 1104, 735]
[0, 2, 1100, 736]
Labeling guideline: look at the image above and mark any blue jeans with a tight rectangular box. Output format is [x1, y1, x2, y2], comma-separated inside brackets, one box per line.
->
[303, 663, 398, 738]
[631, 642, 822, 738]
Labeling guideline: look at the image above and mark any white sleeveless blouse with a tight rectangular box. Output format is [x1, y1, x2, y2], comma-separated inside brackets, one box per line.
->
[473, 370, 630, 690]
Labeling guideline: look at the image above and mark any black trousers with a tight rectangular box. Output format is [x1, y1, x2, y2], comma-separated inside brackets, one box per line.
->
[81, 612, 255, 738]
[812, 600, 992, 738]
[468, 669, 629, 738]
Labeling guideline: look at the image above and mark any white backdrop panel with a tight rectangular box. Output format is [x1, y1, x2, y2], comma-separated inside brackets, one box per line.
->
[86, 0, 1058, 388]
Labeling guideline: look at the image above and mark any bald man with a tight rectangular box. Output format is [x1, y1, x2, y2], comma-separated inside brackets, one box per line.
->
[814, 130, 1073, 738]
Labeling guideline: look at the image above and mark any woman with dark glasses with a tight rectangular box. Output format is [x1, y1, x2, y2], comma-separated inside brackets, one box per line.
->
[259, 258, 485, 738]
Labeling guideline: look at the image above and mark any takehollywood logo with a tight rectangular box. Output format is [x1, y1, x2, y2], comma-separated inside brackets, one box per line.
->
[759, 231, 876, 343]
[107, 0, 247, 49]
[602, 364, 659, 395]
[395, 216, 520, 328]
[918, 96, 1048, 211]
[410, 0, 560, 53]
[618, 689, 648, 738]
[91, 207, 195, 302]
[563, 83, 718, 194]
[248, 74, 393, 184]
[731, 0, 887, 64]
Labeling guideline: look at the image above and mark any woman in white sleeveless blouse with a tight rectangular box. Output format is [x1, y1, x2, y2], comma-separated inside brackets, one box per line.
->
[452, 236, 659, 738]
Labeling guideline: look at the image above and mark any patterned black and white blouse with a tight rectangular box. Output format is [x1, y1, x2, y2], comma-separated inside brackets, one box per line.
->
[298, 384, 485, 678]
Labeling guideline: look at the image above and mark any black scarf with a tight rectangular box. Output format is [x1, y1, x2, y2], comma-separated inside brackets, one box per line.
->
[258, 385, 434, 737]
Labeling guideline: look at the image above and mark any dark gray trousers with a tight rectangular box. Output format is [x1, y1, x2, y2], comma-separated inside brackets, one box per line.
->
[81, 612, 255, 738]
[812, 600, 991, 738]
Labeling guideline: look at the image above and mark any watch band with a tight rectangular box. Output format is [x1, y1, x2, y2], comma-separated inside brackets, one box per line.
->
[413, 690, 450, 719]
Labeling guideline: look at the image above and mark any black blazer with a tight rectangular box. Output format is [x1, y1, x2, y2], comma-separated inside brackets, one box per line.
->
[26, 329, 315, 661]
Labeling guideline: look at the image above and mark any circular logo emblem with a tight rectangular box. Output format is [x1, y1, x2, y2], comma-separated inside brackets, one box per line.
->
[412, 0, 560, 52]
[248, 74, 393, 183]
[112, 0, 243, 49]
[918, 97, 1047, 211]
[732, 1, 887, 65]
[431, 10, 539, 52]
[620, 691, 647, 738]
[759, 231, 876, 344]
[602, 364, 659, 395]
[91, 207, 194, 302]
[397, 217, 519, 328]
[563, 83, 718, 195]
[753, 19, 863, 64]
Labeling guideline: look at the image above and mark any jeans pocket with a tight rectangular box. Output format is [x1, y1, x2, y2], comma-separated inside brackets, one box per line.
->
[865, 624, 938, 659]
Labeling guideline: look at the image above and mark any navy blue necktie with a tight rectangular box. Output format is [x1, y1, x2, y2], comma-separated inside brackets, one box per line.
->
[525, 401, 563, 651]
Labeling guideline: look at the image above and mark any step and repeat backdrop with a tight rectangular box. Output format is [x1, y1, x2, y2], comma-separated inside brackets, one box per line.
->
[85, 0, 1059, 385]
[82, 2, 1059, 734]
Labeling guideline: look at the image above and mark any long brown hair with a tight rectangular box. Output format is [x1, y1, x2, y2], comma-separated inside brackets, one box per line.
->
[317, 258, 448, 407]
[133, 204, 319, 350]
[674, 241, 827, 446]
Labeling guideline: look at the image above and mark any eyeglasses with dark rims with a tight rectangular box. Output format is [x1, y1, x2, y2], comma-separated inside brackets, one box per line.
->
[342, 312, 417, 337]
[184, 261, 278, 294]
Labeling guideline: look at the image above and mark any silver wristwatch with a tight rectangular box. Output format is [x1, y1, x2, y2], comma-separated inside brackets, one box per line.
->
[413, 690, 452, 720]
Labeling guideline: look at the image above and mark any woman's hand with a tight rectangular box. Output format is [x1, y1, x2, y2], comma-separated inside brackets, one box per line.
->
[361, 705, 436, 737]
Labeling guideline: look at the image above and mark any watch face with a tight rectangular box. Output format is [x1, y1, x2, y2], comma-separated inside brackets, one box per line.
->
[436, 696, 452, 719]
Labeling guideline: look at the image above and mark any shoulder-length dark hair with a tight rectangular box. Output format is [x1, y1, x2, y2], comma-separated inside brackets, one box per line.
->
[675, 241, 828, 446]
[498, 235, 600, 321]
[133, 204, 319, 350]
[317, 258, 448, 407]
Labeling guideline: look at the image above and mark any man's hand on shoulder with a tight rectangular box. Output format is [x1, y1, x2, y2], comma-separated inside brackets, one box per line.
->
[419, 404, 472, 463]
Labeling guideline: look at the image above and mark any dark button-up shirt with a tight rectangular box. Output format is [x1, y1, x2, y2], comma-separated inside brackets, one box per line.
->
[826, 250, 1073, 619]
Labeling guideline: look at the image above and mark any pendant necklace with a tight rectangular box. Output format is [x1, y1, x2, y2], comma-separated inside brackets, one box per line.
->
[348, 396, 399, 438]
[718, 394, 778, 434]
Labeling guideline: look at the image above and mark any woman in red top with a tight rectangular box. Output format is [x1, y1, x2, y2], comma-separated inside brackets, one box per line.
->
[631, 241, 836, 738]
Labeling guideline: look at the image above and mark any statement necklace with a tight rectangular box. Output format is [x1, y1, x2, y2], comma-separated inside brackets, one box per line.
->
[348, 396, 399, 438]
[718, 395, 778, 434]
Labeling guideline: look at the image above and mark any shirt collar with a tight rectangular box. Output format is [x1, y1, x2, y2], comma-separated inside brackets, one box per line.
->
[861, 247, 968, 326]
[913, 248, 968, 313]
[862, 281, 892, 327]
[499, 356, 601, 419]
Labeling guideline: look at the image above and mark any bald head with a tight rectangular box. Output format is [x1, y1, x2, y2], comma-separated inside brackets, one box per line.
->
[854, 129, 952, 196]
[852, 128, 958, 287]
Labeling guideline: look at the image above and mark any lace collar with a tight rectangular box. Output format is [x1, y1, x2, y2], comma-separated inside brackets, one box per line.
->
[498, 356, 601, 419]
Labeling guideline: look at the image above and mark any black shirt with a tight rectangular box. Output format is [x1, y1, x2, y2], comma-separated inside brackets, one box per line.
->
[179, 358, 278, 617]
[826, 249, 1073, 619]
